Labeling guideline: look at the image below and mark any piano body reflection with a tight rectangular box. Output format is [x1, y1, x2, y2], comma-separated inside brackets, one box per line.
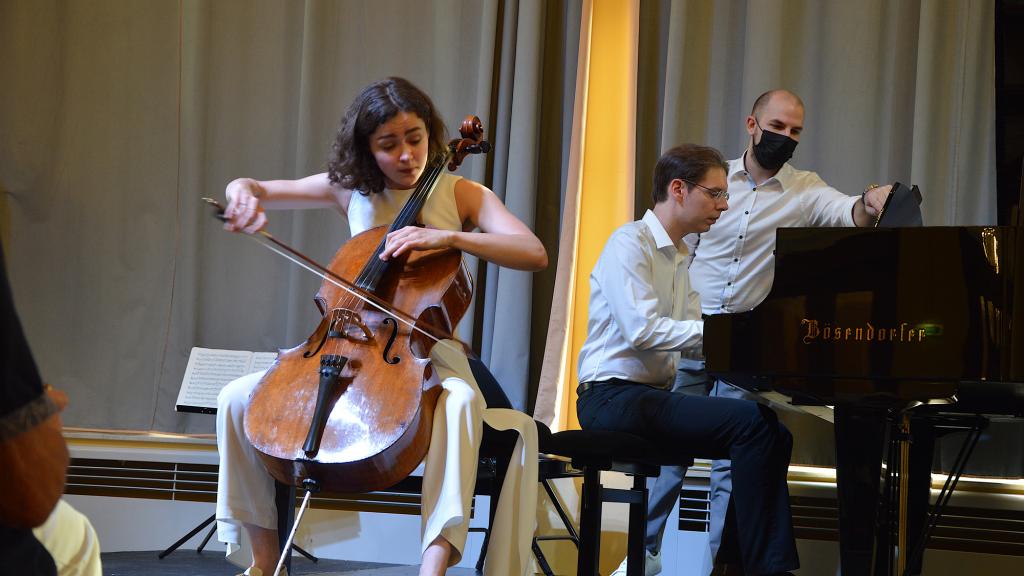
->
[704, 226, 1024, 575]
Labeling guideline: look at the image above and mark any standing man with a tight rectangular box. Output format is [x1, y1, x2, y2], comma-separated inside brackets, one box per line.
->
[577, 143, 799, 576]
[614, 90, 892, 576]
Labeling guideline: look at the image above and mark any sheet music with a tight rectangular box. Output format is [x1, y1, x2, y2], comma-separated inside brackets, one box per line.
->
[175, 347, 278, 413]
[250, 352, 278, 373]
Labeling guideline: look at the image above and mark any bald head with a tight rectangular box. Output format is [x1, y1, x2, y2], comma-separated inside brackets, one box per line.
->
[751, 90, 804, 120]
[744, 89, 805, 173]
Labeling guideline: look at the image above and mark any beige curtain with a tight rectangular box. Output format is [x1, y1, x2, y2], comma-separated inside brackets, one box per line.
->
[476, 0, 581, 410]
[0, 0, 575, 432]
[635, 0, 996, 224]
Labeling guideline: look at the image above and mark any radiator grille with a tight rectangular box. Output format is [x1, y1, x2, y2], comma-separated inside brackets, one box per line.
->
[678, 488, 711, 533]
[65, 457, 430, 515]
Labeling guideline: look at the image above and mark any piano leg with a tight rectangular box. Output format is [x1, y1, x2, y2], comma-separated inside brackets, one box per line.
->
[834, 406, 888, 575]
[886, 415, 938, 576]
[835, 407, 936, 576]
[904, 418, 935, 575]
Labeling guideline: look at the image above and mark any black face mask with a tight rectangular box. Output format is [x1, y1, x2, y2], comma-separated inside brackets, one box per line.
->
[751, 121, 798, 171]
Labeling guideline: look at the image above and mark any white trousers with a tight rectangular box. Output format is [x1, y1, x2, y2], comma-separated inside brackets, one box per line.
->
[32, 500, 102, 576]
[215, 341, 537, 576]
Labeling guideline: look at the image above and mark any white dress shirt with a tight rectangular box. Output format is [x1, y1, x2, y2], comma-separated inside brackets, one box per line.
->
[685, 154, 859, 314]
[577, 210, 704, 388]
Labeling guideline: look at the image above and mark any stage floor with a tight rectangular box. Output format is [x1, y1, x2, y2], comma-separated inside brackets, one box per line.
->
[100, 551, 479, 576]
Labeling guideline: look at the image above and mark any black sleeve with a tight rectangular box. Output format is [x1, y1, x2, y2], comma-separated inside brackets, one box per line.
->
[0, 528, 57, 576]
[0, 242, 44, 419]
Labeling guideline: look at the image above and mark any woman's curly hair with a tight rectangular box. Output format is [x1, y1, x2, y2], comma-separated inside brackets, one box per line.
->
[327, 77, 448, 195]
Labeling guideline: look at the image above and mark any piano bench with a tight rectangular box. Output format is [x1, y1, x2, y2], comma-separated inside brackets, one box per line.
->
[538, 426, 693, 576]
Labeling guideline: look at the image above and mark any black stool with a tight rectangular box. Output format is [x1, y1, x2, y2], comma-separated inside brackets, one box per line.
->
[539, 426, 692, 576]
[468, 359, 691, 576]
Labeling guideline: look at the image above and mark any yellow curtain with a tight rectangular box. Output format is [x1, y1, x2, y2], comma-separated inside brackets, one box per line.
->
[534, 0, 638, 431]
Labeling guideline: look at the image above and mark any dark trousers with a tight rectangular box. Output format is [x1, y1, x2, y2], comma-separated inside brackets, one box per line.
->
[577, 380, 799, 576]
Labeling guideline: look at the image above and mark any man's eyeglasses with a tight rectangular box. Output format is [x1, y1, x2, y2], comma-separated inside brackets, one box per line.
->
[681, 178, 729, 201]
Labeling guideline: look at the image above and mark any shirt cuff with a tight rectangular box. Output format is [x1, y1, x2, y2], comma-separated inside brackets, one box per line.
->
[846, 194, 861, 226]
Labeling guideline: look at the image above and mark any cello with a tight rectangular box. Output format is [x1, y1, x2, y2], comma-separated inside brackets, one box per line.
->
[219, 117, 490, 496]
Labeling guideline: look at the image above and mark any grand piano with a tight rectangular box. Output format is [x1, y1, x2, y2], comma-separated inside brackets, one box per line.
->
[704, 209, 1024, 575]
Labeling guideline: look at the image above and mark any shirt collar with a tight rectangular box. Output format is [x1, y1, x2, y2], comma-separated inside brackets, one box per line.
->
[728, 156, 748, 181]
[641, 209, 677, 251]
[732, 151, 795, 188]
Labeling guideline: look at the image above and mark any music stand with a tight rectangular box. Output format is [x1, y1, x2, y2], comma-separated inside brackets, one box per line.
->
[156, 405, 319, 567]
[160, 346, 317, 567]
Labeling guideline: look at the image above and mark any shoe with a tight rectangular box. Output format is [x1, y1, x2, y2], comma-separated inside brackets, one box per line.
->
[610, 548, 662, 576]
[238, 567, 288, 576]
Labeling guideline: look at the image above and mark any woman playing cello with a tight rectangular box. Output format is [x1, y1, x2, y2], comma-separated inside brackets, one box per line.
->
[215, 77, 546, 576]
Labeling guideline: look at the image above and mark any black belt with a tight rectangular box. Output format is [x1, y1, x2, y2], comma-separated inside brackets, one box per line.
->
[577, 380, 616, 394]
[579, 379, 671, 395]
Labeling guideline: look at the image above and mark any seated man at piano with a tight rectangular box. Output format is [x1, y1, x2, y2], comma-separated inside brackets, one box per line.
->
[576, 143, 799, 576]
[632, 89, 902, 576]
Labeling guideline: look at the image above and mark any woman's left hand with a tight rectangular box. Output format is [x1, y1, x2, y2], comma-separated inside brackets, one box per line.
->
[380, 225, 455, 260]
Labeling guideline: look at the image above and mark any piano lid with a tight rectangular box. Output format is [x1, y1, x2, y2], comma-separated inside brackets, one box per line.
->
[704, 226, 1024, 410]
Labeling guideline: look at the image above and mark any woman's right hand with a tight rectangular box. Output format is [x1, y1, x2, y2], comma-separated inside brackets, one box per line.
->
[224, 178, 268, 233]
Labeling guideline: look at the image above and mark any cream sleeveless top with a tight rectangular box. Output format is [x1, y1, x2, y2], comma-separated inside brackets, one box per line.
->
[346, 172, 465, 236]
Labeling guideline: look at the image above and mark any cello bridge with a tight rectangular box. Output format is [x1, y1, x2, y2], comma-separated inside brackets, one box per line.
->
[330, 308, 374, 342]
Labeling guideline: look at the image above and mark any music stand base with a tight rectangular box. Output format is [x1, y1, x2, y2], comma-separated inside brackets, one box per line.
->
[157, 511, 319, 563]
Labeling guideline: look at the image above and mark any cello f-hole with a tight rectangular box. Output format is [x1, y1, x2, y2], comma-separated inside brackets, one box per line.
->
[382, 317, 401, 365]
[304, 311, 338, 358]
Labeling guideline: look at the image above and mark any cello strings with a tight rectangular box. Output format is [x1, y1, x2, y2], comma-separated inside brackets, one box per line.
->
[386, 145, 453, 236]
[339, 152, 444, 315]
[330, 142, 458, 354]
[355, 131, 486, 291]
[243, 227, 464, 356]
[201, 196, 460, 349]
[209, 132, 481, 359]
[356, 149, 450, 290]
[340, 161, 446, 327]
